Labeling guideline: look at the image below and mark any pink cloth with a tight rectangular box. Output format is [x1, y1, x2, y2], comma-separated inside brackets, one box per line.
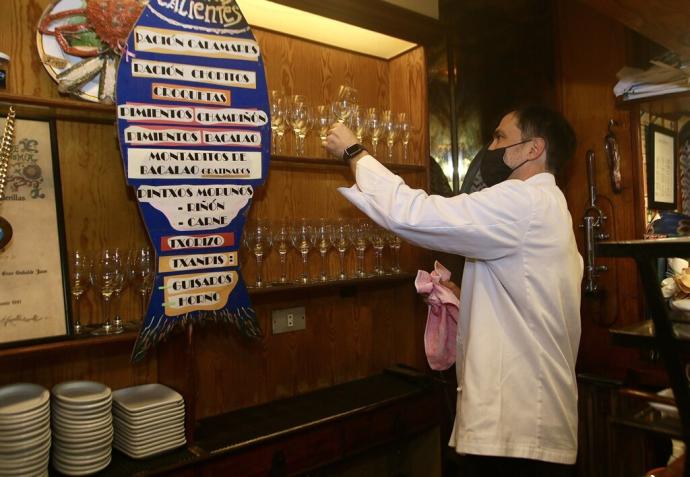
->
[415, 261, 459, 371]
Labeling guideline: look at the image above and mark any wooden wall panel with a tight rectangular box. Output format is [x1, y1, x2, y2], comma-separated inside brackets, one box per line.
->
[555, 0, 643, 374]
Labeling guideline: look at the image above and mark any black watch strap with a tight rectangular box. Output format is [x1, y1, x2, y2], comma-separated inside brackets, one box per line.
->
[342, 143, 367, 163]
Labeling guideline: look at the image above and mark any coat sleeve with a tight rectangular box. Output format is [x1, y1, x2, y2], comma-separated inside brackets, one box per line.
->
[338, 155, 534, 260]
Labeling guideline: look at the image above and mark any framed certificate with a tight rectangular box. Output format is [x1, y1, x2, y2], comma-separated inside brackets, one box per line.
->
[646, 124, 677, 210]
[0, 116, 71, 345]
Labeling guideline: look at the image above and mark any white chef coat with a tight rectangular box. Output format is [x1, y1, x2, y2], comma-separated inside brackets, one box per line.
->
[339, 155, 583, 465]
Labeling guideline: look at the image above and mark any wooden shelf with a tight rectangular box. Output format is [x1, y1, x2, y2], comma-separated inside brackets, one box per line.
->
[615, 90, 690, 119]
[271, 155, 426, 173]
[0, 92, 116, 123]
[0, 274, 414, 360]
[610, 319, 690, 351]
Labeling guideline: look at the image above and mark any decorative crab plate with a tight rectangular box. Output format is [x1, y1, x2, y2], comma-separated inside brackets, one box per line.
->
[36, 0, 146, 104]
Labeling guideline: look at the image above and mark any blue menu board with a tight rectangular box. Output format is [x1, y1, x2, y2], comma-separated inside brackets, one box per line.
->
[116, 0, 270, 362]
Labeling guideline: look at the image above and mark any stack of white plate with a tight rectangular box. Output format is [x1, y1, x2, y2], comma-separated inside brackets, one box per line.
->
[0, 383, 51, 477]
[112, 384, 186, 459]
[51, 381, 113, 476]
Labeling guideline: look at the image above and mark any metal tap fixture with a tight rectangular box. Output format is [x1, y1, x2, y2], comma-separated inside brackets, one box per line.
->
[581, 150, 609, 294]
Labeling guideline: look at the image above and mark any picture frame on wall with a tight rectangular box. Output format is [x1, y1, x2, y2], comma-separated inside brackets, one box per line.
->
[0, 114, 71, 346]
[646, 123, 678, 210]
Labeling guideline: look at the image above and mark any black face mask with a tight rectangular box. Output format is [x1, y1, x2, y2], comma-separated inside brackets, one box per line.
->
[480, 139, 531, 187]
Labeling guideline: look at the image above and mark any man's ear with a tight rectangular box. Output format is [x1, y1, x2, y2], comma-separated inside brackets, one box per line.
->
[528, 137, 546, 160]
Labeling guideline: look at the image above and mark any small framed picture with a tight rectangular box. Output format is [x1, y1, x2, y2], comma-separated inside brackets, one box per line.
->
[646, 123, 677, 210]
[0, 114, 71, 346]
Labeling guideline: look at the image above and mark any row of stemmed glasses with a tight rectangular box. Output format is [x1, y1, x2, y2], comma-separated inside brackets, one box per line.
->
[69, 247, 155, 335]
[242, 219, 403, 287]
[269, 87, 411, 160]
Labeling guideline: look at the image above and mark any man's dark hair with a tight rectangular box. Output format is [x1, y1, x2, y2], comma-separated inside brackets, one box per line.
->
[513, 106, 576, 174]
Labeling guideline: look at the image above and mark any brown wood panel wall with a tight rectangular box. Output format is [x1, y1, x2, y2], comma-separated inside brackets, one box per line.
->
[555, 0, 643, 375]
[0, 0, 432, 422]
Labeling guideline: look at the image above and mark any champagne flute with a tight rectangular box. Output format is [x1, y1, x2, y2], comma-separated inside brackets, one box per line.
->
[270, 91, 287, 154]
[315, 219, 333, 282]
[365, 108, 383, 156]
[244, 219, 273, 288]
[91, 249, 124, 335]
[132, 247, 155, 323]
[272, 219, 291, 285]
[330, 219, 352, 280]
[316, 104, 332, 152]
[290, 219, 316, 284]
[350, 219, 371, 278]
[69, 250, 92, 334]
[397, 113, 411, 162]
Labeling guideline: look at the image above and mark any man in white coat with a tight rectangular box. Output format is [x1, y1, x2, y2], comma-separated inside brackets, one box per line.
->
[325, 106, 583, 477]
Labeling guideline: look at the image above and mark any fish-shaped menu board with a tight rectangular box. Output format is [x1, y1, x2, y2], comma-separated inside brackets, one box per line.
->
[116, 0, 269, 362]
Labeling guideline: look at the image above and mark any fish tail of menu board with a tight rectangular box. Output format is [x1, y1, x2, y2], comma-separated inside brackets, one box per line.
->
[116, 0, 271, 362]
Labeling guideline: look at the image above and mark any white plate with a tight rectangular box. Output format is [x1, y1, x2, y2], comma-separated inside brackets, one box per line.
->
[52, 396, 111, 412]
[0, 436, 50, 460]
[0, 420, 50, 443]
[52, 452, 111, 476]
[53, 446, 111, 466]
[114, 426, 185, 446]
[113, 412, 184, 431]
[0, 404, 49, 426]
[113, 401, 184, 417]
[0, 412, 50, 437]
[112, 398, 184, 414]
[114, 435, 186, 459]
[112, 384, 183, 413]
[52, 425, 113, 444]
[0, 453, 49, 476]
[113, 406, 184, 423]
[52, 381, 111, 405]
[649, 388, 679, 417]
[53, 440, 111, 458]
[0, 446, 50, 470]
[52, 412, 111, 431]
[0, 428, 51, 453]
[52, 408, 111, 423]
[0, 384, 49, 416]
[114, 418, 184, 438]
[53, 433, 112, 451]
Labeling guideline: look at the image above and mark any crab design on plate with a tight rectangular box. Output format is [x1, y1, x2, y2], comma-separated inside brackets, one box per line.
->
[37, 0, 147, 103]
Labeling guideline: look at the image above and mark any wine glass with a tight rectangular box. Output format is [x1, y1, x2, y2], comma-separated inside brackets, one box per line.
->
[288, 95, 312, 157]
[270, 91, 287, 153]
[69, 250, 92, 334]
[272, 219, 291, 285]
[91, 249, 124, 335]
[349, 105, 366, 145]
[290, 219, 316, 284]
[131, 247, 155, 324]
[350, 219, 371, 278]
[365, 108, 383, 156]
[244, 220, 273, 288]
[110, 248, 128, 334]
[332, 85, 357, 123]
[397, 113, 410, 162]
[316, 104, 332, 151]
[382, 110, 398, 161]
[330, 219, 352, 280]
[384, 230, 403, 274]
[368, 225, 386, 276]
[315, 219, 333, 282]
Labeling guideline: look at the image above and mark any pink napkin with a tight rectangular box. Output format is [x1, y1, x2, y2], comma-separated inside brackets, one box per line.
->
[415, 261, 459, 371]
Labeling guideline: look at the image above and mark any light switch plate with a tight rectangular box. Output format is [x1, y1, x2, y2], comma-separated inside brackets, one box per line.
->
[272, 306, 306, 334]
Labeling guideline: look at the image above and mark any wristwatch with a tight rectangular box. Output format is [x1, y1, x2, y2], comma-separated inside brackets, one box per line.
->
[342, 143, 367, 164]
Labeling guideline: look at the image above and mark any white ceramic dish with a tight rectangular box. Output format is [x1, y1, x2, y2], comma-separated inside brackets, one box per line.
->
[52, 425, 113, 443]
[0, 428, 51, 453]
[114, 434, 186, 459]
[53, 433, 112, 451]
[0, 404, 49, 426]
[0, 413, 50, 437]
[649, 388, 679, 417]
[114, 419, 183, 438]
[52, 403, 110, 419]
[52, 412, 112, 430]
[52, 453, 111, 476]
[0, 384, 49, 416]
[112, 384, 183, 413]
[53, 446, 110, 466]
[113, 412, 184, 431]
[0, 421, 50, 443]
[52, 395, 111, 412]
[0, 447, 50, 470]
[113, 403, 184, 420]
[0, 435, 50, 460]
[0, 453, 49, 476]
[52, 381, 111, 405]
